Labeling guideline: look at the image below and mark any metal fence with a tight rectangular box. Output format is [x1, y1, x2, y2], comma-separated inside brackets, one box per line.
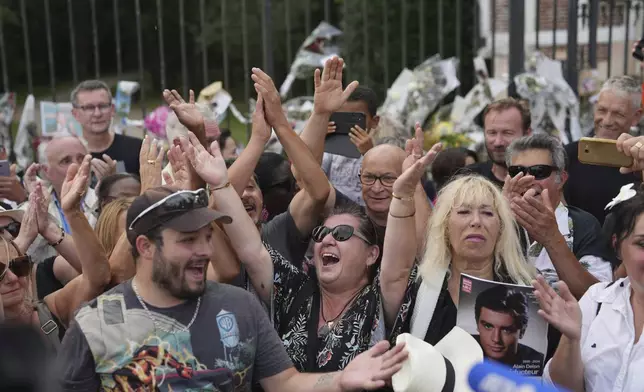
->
[1, 0, 642, 118]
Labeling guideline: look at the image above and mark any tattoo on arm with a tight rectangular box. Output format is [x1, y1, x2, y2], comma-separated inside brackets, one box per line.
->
[314, 373, 336, 389]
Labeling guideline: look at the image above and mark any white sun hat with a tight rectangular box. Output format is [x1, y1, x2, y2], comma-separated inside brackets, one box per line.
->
[392, 327, 484, 392]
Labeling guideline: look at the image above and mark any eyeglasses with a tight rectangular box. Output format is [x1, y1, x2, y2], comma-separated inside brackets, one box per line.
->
[358, 173, 398, 187]
[508, 165, 558, 180]
[312, 224, 371, 244]
[0, 255, 32, 282]
[128, 189, 209, 231]
[75, 103, 112, 114]
[0, 221, 20, 238]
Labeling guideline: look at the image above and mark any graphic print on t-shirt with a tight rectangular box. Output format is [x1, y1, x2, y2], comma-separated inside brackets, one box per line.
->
[78, 294, 254, 391]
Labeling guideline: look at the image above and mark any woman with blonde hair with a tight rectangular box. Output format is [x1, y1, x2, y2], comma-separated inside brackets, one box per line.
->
[95, 197, 134, 259]
[387, 174, 536, 345]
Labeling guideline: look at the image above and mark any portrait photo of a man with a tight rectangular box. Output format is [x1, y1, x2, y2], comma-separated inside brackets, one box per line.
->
[472, 285, 545, 368]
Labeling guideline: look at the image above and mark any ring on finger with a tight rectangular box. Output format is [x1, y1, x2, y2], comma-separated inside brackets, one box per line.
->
[635, 142, 643, 149]
[147, 160, 156, 166]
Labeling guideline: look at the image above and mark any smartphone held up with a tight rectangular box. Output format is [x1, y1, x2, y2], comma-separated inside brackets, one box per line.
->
[578, 137, 633, 168]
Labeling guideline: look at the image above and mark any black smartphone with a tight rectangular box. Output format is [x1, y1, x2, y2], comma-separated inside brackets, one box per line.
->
[325, 112, 367, 159]
[633, 37, 644, 61]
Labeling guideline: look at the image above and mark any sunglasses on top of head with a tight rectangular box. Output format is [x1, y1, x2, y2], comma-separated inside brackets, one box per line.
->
[508, 165, 558, 180]
[312, 224, 371, 245]
[0, 255, 32, 282]
[128, 189, 209, 231]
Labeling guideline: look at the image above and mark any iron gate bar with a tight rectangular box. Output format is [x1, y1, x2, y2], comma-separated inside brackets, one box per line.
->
[491, 0, 496, 77]
[363, 0, 369, 81]
[285, 0, 292, 75]
[68, 0, 78, 86]
[401, 0, 407, 68]
[438, 0, 444, 57]
[624, 0, 632, 75]
[199, 0, 208, 87]
[241, 0, 251, 138]
[473, 0, 479, 62]
[113, 0, 122, 81]
[553, 0, 558, 58]
[262, 0, 274, 76]
[179, 0, 188, 96]
[90, 0, 100, 79]
[419, 0, 425, 61]
[589, 0, 599, 68]
[305, 0, 312, 95]
[509, 0, 525, 97]
[383, 0, 390, 87]
[456, 0, 462, 95]
[567, 0, 579, 95]
[221, 0, 229, 90]
[135, 0, 146, 116]
[156, 0, 166, 90]
[0, 11, 8, 91]
[536, 0, 540, 49]
[20, 0, 32, 94]
[325, 0, 331, 22]
[43, 0, 55, 101]
[608, 0, 615, 77]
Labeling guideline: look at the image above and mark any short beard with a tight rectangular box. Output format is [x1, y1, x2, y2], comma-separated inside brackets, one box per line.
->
[151, 249, 206, 300]
[487, 149, 507, 167]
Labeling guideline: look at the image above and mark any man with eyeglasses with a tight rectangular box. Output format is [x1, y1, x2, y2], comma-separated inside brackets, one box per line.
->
[71, 80, 143, 177]
[56, 186, 408, 391]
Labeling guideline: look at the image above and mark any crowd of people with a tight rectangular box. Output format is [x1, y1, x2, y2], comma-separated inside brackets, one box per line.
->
[1, 56, 644, 392]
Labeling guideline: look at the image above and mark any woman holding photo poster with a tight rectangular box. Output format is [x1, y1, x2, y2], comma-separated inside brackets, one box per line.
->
[388, 175, 536, 347]
[537, 189, 644, 391]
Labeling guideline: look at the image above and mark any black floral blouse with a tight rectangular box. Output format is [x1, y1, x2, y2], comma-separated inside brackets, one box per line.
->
[267, 242, 417, 372]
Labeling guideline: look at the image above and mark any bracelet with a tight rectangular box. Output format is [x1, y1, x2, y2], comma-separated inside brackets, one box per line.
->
[392, 193, 414, 202]
[209, 182, 231, 192]
[48, 227, 65, 247]
[389, 211, 416, 219]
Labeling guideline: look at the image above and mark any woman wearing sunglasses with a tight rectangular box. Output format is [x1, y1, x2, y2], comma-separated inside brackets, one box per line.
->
[387, 175, 536, 346]
[0, 156, 111, 350]
[187, 117, 442, 373]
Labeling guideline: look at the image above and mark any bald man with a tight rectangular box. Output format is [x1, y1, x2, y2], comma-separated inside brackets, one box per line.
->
[19, 135, 98, 262]
[324, 143, 432, 254]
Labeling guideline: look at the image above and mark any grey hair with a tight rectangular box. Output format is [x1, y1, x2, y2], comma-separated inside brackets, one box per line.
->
[37, 133, 85, 166]
[165, 104, 217, 143]
[70, 80, 113, 106]
[599, 75, 642, 111]
[505, 133, 567, 180]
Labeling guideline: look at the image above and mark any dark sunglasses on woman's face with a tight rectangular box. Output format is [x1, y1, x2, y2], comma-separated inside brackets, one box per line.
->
[0, 255, 32, 282]
[0, 221, 20, 238]
[312, 224, 371, 244]
[508, 165, 558, 180]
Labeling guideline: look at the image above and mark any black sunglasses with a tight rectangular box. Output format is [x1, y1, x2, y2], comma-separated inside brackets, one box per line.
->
[0, 221, 20, 238]
[128, 189, 209, 231]
[0, 255, 32, 282]
[312, 224, 371, 244]
[508, 165, 558, 180]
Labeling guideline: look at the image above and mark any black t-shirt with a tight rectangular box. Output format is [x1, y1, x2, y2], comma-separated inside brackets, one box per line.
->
[464, 161, 505, 188]
[90, 133, 143, 176]
[564, 141, 640, 225]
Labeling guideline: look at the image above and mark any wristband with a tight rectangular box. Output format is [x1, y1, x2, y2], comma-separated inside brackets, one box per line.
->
[48, 227, 65, 247]
[209, 182, 231, 192]
[392, 193, 414, 202]
[389, 211, 416, 219]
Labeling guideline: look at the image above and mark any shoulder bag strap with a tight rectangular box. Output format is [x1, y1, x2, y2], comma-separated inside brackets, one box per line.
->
[409, 267, 447, 339]
[35, 302, 61, 351]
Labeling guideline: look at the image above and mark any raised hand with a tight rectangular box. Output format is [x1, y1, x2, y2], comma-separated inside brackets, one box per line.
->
[502, 171, 535, 201]
[251, 68, 290, 129]
[23, 163, 46, 194]
[60, 155, 92, 212]
[349, 125, 374, 155]
[402, 123, 427, 172]
[511, 188, 559, 246]
[616, 133, 644, 174]
[533, 275, 582, 341]
[338, 341, 408, 391]
[163, 89, 204, 134]
[32, 182, 51, 234]
[250, 93, 272, 143]
[17, 191, 39, 244]
[163, 142, 192, 190]
[313, 56, 359, 115]
[0, 163, 27, 203]
[139, 135, 165, 193]
[91, 154, 117, 185]
[184, 132, 229, 188]
[394, 137, 442, 198]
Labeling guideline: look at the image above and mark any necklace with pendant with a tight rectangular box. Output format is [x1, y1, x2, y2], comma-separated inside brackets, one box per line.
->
[132, 280, 201, 334]
[317, 288, 364, 339]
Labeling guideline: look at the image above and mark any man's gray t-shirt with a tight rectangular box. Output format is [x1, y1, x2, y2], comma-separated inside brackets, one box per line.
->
[56, 280, 292, 391]
[261, 209, 311, 269]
